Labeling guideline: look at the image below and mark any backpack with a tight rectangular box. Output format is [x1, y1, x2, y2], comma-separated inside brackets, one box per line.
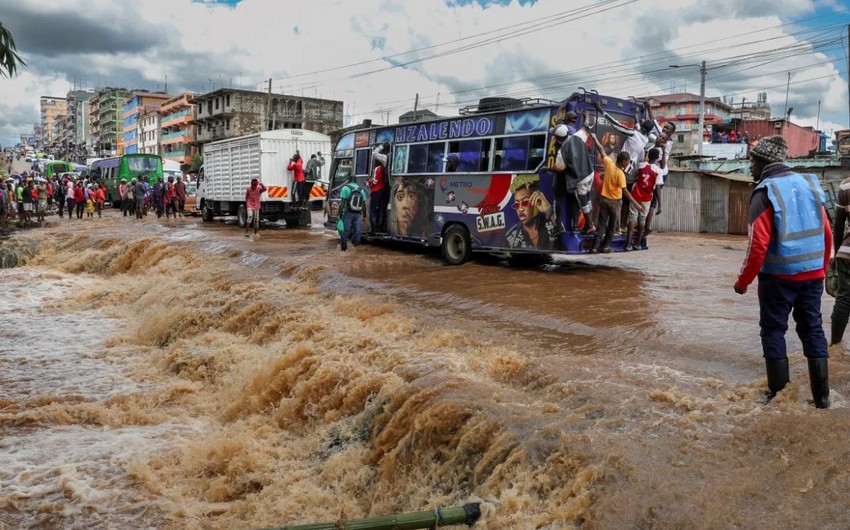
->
[345, 184, 363, 212]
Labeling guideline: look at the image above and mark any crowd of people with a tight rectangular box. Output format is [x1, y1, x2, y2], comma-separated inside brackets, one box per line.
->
[0, 169, 190, 227]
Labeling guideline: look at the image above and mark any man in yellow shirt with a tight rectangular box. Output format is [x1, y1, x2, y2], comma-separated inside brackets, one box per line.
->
[589, 133, 645, 253]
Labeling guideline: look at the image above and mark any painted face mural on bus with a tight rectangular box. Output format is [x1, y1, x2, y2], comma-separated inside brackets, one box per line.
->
[504, 174, 565, 251]
[389, 176, 433, 238]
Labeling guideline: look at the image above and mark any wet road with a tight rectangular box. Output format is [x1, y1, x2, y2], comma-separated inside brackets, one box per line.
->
[1, 210, 849, 529]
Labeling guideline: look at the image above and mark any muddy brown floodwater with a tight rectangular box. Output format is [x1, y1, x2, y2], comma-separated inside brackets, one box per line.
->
[1, 211, 849, 530]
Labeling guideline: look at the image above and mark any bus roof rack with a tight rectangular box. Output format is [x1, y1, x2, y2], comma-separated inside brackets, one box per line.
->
[458, 97, 559, 115]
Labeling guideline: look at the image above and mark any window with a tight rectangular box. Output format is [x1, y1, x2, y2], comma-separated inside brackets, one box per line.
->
[678, 133, 684, 143]
[447, 139, 491, 172]
[225, 95, 230, 106]
[494, 135, 546, 171]
[215, 98, 219, 110]
[355, 148, 371, 176]
[226, 119, 231, 130]
[406, 142, 445, 174]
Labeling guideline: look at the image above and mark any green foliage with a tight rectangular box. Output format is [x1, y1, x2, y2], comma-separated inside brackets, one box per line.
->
[0, 21, 26, 78]
[190, 152, 203, 172]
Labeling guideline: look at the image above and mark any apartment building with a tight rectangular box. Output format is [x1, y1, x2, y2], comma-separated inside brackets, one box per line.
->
[649, 93, 733, 156]
[190, 88, 343, 150]
[40, 96, 67, 146]
[122, 91, 172, 154]
[159, 92, 196, 165]
[137, 110, 161, 155]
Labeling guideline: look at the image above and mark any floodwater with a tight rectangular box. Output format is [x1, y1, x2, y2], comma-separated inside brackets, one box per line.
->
[2, 211, 850, 530]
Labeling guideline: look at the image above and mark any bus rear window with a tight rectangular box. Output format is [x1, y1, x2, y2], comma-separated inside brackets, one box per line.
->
[406, 142, 445, 174]
[127, 157, 159, 172]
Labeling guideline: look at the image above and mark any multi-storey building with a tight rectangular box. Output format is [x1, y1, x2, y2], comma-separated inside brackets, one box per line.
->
[190, 88, 343, 150]
[60, 90, 95, 150]
[137, 110, 161, 155]
[159, 92, 196, 165]
[122, 91, 172, 154]
[94, 88, 130, 155]
[648, 93, 733, 156]
[729, 92, 771, 122]
[40, 96, 67, 146]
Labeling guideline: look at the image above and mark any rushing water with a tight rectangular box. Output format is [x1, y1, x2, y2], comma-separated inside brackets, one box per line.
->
[2, 212, 850, 529]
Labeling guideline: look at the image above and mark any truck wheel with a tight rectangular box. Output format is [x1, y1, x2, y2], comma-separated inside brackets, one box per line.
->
[442, 224, 471, 265]
[237, 204, 247, 228]
[202, 204, 214, 222]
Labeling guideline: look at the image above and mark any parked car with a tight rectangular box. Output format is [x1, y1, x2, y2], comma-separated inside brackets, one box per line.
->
[184, 181, 199, 215]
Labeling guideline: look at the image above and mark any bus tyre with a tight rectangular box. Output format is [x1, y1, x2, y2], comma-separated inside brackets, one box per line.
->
[202, 204, 214, 222]
[237, 204, 247, 228]
[442, 225, 471, 266]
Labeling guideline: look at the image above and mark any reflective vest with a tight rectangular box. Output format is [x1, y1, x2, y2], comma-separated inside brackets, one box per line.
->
[756, 172, 825, 275]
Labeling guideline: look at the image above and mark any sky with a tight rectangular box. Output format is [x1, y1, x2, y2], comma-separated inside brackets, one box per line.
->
[0, 0, 848, 149]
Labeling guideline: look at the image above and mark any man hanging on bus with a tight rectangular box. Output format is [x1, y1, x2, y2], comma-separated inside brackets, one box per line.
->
[555, 120, 596, 233]
[368, 144, 390, 234]
[626, 145, 665, 251]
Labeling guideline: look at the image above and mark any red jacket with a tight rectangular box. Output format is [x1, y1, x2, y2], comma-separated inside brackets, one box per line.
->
[288, 158, 305, 183]
[370, 165, 386, 193]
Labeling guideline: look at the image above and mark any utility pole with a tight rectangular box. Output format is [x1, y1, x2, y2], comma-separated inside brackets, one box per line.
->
[816, 99, 821, 131]
[783, 72, 790, 119]
[413, 93, 419, 113]
[266, 78, 272, 131]
[697, 60, 706, 156]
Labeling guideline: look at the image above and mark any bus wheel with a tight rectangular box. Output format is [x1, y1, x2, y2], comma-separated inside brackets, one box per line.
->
[202, 204, 214, 222]
[237, 204, 247, 228]
[442, 225, 471, 265]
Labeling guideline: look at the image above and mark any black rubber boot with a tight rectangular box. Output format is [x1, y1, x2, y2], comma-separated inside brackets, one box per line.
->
[765, 358, 790, 400]
[807, 358, 830, 409]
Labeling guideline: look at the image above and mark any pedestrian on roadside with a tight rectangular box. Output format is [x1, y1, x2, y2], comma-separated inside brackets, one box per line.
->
[153, 177, 165, 218]
[36, 179, 47, 225]
[244, 178, 266, 238]
[134, 178, 146, 219]
[94, 183, 105, 218]
[733, 135, 832, 409]
[174, 177, 187, 217]
[338, 172, 366, 251]
[123, 179, 133, 217]
[65, 180, 75, 219]
[74, 181, 85, 219]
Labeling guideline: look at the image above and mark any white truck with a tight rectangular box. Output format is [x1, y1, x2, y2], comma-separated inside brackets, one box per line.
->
[197, 129, 331, 227]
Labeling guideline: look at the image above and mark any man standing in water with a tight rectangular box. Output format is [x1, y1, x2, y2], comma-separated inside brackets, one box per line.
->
[244, 178, 266, 238]
[828, 174, 850, 354]
[734, 136, 831, 408]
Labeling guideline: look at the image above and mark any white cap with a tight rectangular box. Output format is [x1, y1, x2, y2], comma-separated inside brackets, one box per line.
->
[554, 124, 569, 138]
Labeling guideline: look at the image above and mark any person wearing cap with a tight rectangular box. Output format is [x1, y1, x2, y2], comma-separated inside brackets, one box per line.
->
[244, 178, 266, 238]
[734, 135, 831, 409]
[368, 144, 390, 234]
[554, 118, 596, 234]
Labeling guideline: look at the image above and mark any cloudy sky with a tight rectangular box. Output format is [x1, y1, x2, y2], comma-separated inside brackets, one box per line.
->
[0, 0, 847, 148]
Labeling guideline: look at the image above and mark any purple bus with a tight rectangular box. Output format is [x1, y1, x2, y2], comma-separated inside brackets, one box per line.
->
[326, 92, 649, 265]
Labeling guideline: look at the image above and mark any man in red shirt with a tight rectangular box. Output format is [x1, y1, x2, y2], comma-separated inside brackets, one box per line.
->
[368, 143, 390, 233]
[734, 135, 831, 408]
[287, 153, 305, 209]
[245, 178, 266, 238]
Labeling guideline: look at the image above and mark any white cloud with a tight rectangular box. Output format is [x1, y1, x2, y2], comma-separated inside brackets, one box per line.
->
[0, 0, 847, 148]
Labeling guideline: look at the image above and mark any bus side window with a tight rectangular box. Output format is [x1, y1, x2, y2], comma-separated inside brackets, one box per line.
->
[407, 144, 428, 173]
[426, 142, 445, 173]
[393, 145, 408, 174]
[528, 134, 546, 170]
[449, 139, 490, 172]
[495, 136, 529, 172]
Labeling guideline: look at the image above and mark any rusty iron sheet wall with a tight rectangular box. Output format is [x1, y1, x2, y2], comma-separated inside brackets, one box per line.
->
[655, 172, 701, 233]
[727, 181, 753, 235]
[700, 176, 730, 233]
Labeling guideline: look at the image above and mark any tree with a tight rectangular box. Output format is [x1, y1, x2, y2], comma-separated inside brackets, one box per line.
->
[190, 152, 203, 172]
[0, 20, 26, 78]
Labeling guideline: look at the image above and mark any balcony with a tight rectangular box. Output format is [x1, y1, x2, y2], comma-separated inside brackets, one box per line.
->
[161, 129, 189, 141]
[163, 149, 186, 157]
[162, 109, 191, 122]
